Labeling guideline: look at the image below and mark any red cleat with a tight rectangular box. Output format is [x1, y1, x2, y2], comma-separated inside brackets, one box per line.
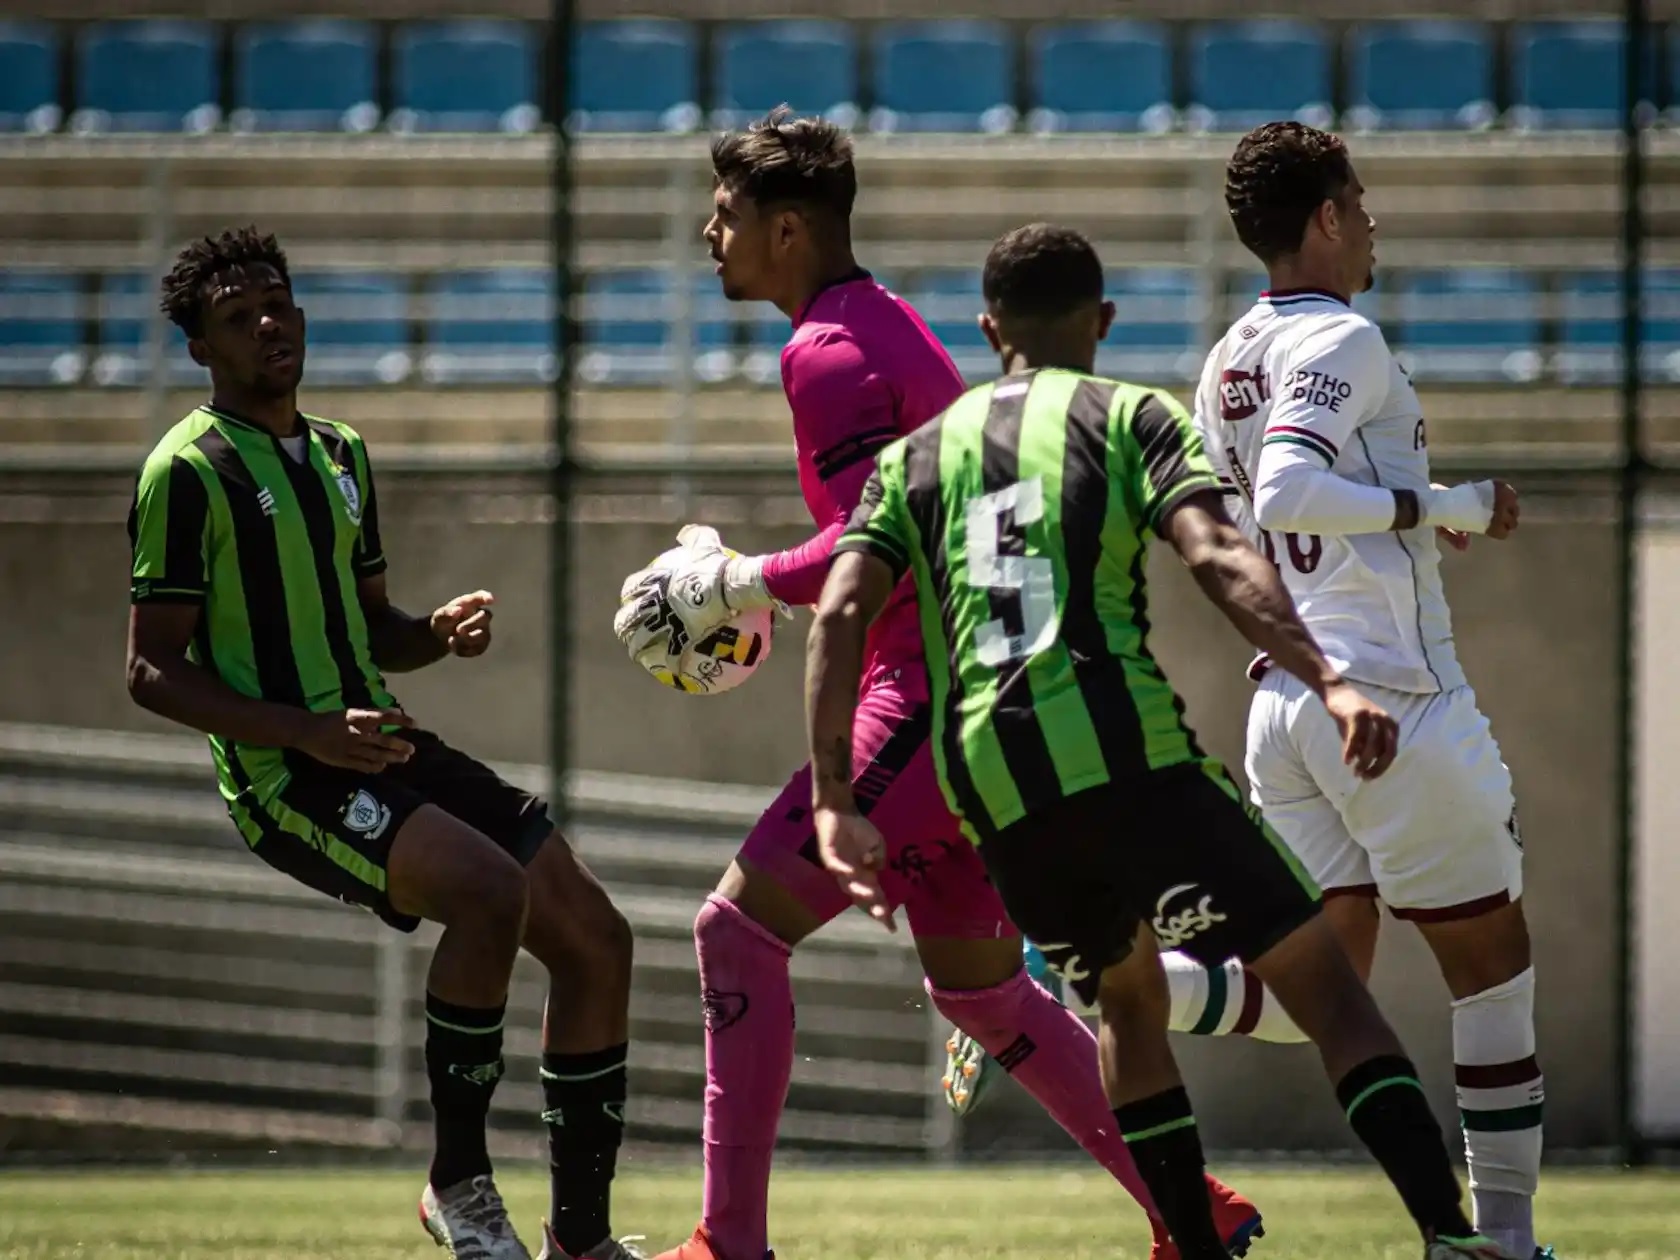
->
[649, 1225, 773, 1260]
[1148, 1175, 1265, 1260]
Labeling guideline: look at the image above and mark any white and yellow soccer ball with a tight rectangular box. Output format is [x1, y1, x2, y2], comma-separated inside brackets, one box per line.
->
[613, 538, 775, 696]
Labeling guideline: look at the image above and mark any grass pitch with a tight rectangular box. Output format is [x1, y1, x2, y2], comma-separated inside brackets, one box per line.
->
[0, 1164, 1673, 1259]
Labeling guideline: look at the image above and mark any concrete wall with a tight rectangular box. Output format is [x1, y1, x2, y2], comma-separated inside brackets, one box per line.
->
[4, 470, 1623, 1152]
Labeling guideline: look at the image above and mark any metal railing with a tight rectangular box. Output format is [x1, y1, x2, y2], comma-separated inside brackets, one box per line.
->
[0, 722, 956, 1160]
[1, 131, 1674, 468]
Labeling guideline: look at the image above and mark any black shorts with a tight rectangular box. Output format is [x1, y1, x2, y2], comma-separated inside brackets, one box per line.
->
[978, 760, 1323, 1008]
[235, 729, 553, 933]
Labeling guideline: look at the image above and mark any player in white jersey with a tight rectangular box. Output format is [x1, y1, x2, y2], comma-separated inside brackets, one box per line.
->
[1182, 122, 1549, 1260]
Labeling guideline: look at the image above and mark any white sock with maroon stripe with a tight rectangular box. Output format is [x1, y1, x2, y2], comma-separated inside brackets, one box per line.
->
[1453, 966, 1543, 1258]
[1161, 952, 1309, 1045]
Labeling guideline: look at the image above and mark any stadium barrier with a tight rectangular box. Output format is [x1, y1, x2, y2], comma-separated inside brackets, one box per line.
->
[2, 132, 1675, 469]
[0, 721, 957, 1161]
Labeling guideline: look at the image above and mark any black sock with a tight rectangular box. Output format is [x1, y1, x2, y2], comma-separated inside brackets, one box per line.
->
[1114, 1088, 1228, 1260]
[1336, 1055, 1475, 1242]
[543, 1042, 629, 1255]
[425, 993, 507, 1192]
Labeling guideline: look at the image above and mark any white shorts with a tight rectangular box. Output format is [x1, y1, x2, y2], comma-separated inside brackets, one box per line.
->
[1244, 670, 1523, 921]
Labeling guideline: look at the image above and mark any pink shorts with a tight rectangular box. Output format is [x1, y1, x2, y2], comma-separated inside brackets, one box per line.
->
[738, 676, 1014, 940]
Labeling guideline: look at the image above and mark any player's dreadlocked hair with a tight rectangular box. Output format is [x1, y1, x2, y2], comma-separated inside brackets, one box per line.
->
[710, 106, 858, 220]
[982, 223, 1103, 323]
[1224, 122, 1354, 264]
[159, 226, 292, 336]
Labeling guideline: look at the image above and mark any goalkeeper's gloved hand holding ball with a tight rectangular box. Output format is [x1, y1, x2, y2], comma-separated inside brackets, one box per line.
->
[612, 525, 785, 695]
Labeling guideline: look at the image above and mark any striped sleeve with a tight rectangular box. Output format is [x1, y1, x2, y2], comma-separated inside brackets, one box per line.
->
[1127, 392, 1223, 529]
[1262, 317, 1391, 469]
[833, 438, 913, 580]
[346, 431, 387, 578]
[128, 452, 209, 604]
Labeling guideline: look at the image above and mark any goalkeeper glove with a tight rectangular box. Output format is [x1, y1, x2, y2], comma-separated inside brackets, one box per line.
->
[615, 525, 782, 661]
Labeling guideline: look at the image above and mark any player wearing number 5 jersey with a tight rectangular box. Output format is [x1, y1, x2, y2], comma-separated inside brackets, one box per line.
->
[814, 223, 1515, 1260]
[628, 109, 1260, 1260]
[1190, 123, 1551, 1260]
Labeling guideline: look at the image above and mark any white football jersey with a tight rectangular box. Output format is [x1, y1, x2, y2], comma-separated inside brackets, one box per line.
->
[1191, 289, 1464, 695]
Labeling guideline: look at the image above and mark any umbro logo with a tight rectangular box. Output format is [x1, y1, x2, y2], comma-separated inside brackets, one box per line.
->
[256, 487, 277, 517]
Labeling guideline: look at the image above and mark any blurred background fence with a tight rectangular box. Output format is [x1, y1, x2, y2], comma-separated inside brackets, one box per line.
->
[3, 0, 1680, 1170]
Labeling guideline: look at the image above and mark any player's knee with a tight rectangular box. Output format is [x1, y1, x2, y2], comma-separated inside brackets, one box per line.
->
[525, 864, 633, 983]
[693, 893, 736, 959]
[455, 850, 530, 946]
[693, 891, 789, 965]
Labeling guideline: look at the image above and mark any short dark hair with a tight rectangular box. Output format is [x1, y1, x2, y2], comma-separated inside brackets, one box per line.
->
[710, 106, 857, 219]
[982, 223, 1104, 322]
[159, 226, 292, 336]
[1225, 122, 1354, 264]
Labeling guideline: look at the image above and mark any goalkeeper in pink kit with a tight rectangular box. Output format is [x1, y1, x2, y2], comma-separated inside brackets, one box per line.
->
[612, 109, 1263, 1260]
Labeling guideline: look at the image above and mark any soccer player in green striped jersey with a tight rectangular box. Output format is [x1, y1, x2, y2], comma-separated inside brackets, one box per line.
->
[807, 224, 1518, 1260]
[125, 227, 641, 1260]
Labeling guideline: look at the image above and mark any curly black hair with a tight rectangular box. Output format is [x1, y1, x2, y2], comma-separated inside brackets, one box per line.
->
[711, 105, 858, 220]
[982, 223, 1103, 323]
[159, 226, 292, 337]
[1225, 122, 1353, 264]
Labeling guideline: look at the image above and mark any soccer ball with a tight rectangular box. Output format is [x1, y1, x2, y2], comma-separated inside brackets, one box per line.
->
[647, 602, 775, 696]
[616, 544, 775, 696]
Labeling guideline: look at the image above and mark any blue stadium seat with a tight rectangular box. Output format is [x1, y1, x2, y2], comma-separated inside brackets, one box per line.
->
[1027, 22, 1174, 135]
[0, 270, 85, 386]
[391, 21, 539, 135]
[1556, 269, 1680, 385]
[1396, 269, 1543, 385]
[870, 22, 1016, 135]
[72, 21, 220, 134]
[1097, 268, 1199, 383]
[91, 272, 203, 388]
[232, 21, 379, 134]
[712, 21, 859, 130]
[290, 272, 412, 386]
[1346, 21, 1495, 133]
[421, 269, 555, 385]
[579, 269, 735, 387]
[1510, 20, 1656, 132]
[904, 269, 991, 381]
[1187, 20, 1332, 134]
[0, 22, 61, 134]
[570, 21, 700, 134]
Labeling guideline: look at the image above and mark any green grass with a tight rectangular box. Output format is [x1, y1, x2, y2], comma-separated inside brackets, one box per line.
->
[0, 1164, 1673, 1259]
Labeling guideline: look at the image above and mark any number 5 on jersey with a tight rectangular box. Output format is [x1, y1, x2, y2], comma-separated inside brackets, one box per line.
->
[966, 477, 1060, 667]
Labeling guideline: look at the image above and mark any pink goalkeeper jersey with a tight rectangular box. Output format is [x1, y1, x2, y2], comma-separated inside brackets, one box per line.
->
[759, 270, 967, 692]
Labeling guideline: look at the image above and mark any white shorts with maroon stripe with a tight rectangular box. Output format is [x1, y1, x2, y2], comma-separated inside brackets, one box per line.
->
[1244, 668, 1523, 920]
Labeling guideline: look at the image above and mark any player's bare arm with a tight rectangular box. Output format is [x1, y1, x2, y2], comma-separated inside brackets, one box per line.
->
[1163, 489, 1398, 780]
[805, 548, 899, 929]
[357, 572, 495, 671]
[126, 601, 413, 772]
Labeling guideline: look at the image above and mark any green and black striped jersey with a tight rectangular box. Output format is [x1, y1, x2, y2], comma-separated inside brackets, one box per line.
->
[128, 404, 395, 797]
[835, 369, 1222, 840]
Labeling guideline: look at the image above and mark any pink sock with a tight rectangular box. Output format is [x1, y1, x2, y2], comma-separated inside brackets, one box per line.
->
[930, 971, 1157, 1218]
[695, 894, 792, 1260]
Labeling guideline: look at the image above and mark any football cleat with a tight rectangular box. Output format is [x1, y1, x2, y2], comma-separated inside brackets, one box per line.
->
[536, 1223, 648, 1260]
[420, 1175, 533, 1260]
[1424, 1235, 1522, 1260]
[647, 1224, 772, 1260]
[941, 1029, 997, 1116]
[1149, 1177, 1265, 1260]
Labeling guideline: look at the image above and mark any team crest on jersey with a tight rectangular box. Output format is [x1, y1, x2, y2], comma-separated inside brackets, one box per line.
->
[342, 788, 391, 839]
[333, 469, 363, 525]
